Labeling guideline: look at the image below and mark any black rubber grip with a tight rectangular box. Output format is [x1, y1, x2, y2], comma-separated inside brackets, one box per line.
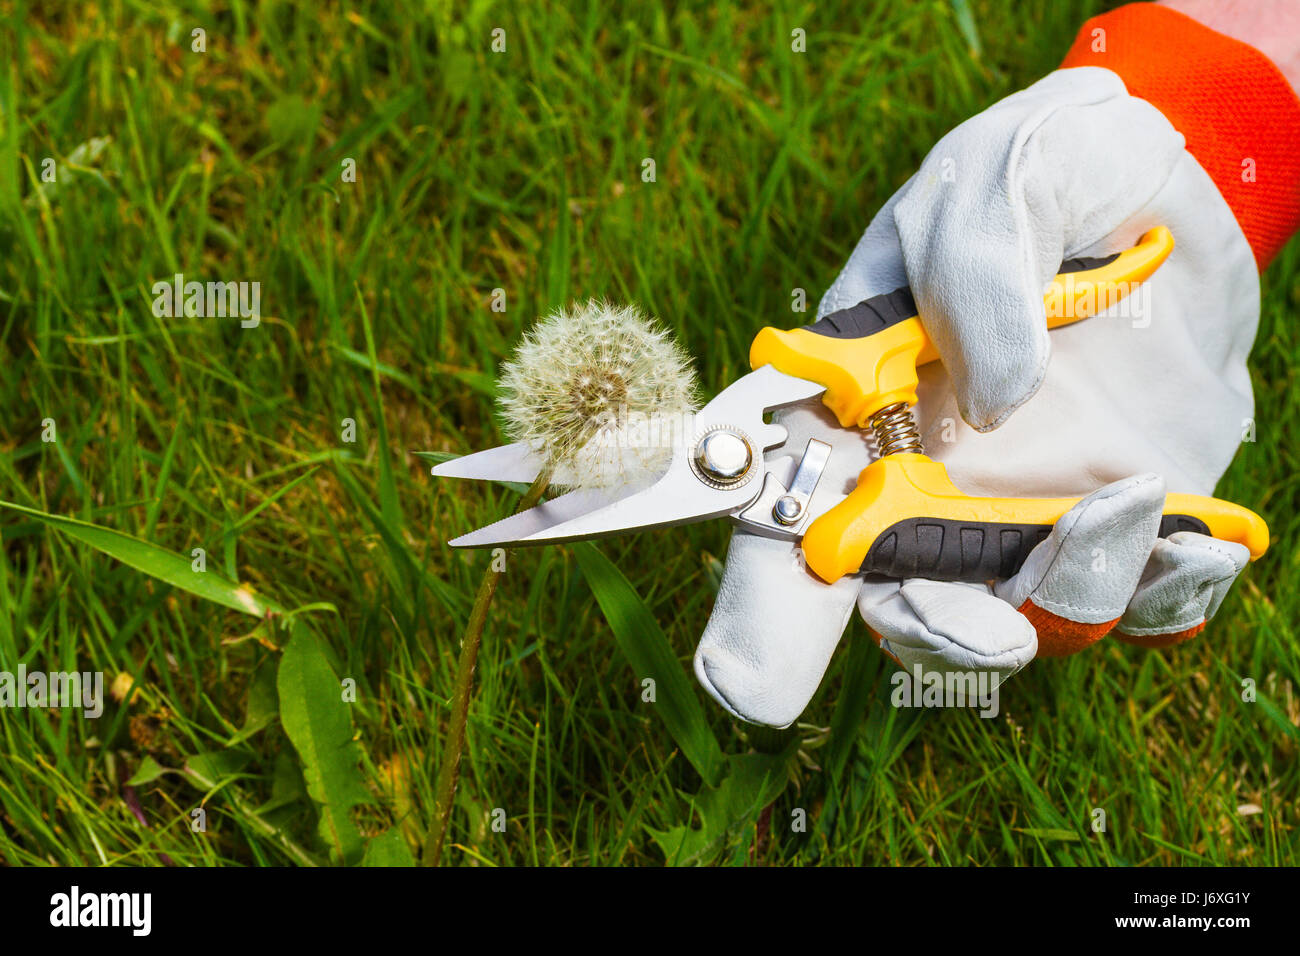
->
[859, 513, 1210, 582]
[803, 287, 918, 339]
[807, 251, 1121, 341]
[1057, 251, 1120, 274]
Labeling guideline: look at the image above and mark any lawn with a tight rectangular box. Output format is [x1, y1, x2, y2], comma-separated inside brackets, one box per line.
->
[0, 0, 1296, 866]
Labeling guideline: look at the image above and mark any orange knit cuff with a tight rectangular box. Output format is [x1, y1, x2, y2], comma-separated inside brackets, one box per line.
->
[1017, 599, 1119, 658]
[1114, 621, 1206, 648]
[1060, 2, 1300, 270]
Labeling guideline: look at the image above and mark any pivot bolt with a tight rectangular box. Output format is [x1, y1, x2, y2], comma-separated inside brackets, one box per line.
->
[695, 430, 753, 484]
[773, 495, 803, 525]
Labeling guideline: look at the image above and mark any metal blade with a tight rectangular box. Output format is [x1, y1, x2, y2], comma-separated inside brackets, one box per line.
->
[448, 453, 750, 547]
[448, 487, 622, 547]
[429, 442, 546, 482]
[430, 367, 822, 482]
[429, 443, 588, 486]
[697, 365, 826, 444]
[444, 366, 829, 547]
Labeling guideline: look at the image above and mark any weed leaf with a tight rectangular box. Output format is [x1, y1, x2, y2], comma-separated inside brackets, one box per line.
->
[277, 623, 372, 864]
[362, 827, 416, 867]
[647, 749, 794, 865]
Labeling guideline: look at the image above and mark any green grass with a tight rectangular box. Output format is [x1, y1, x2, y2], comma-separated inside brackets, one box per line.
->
[0, 0, 1296, 866]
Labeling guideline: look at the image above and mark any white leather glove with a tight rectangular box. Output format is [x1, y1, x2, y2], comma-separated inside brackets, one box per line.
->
[694, 67, 1260, 729]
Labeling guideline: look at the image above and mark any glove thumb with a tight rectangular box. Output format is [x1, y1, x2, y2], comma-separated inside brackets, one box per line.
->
[694, 531, 860, 728]
[892, 68, 1185, 431]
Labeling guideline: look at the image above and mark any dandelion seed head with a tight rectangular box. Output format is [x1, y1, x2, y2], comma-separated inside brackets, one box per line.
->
[498, 299, 699, 491]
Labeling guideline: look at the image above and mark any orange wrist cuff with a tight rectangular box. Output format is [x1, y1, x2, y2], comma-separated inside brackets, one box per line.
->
[1115, 621, 1206, 648]
[1060, 2, 1300, 270]
[1016, 599, 1118, 658]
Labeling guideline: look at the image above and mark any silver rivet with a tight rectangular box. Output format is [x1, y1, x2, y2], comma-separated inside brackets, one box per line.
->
[773, 495, 802, 525]
[695, 430, 752, 483]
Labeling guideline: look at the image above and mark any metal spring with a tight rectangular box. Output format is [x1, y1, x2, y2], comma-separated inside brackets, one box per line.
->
[868, 402, 924, 457]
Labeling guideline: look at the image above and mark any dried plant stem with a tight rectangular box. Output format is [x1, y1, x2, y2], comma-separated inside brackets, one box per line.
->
[422, 469, 551, 866]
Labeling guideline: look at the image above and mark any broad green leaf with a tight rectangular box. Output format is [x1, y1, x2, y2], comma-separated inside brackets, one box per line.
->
[228, 659, 280, 745]
[257, 751, 308, 816]
[125, 755, 167, 786]
[0, 501, 278, 617]
[185, 749, 252, 785]
[573, 542, 724, 787]
[362, 827, 417, 867]
[646, 749, 795, 865]
[277, 623, 372, 864]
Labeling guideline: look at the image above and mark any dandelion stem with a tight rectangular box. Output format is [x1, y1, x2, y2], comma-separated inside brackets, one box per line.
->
[422, 468, 551, 866]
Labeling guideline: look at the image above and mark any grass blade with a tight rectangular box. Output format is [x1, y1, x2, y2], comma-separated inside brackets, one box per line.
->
[573, 542, 724, 787]
[0, 500, 278, 617]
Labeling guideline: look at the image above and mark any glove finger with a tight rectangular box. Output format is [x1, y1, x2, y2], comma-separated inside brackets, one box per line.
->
[1115, 532, 1250, 648]
[857, 577, 1037, 680]
[892, 68, 1185, 432]
[993, 473, 1165, 657]
[694, 531, 861, 728]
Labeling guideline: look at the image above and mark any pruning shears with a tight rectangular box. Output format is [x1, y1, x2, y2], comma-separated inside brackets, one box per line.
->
[433, 226, 1269, 584]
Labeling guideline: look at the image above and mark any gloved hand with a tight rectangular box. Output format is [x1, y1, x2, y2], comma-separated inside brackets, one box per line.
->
[693, 15, 1296, 729]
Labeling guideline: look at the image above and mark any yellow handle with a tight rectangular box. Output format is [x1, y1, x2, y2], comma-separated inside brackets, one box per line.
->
[801, 454, 1269, 584]
[750, 227, 1176, 428]
[746, 224, 1270, 584]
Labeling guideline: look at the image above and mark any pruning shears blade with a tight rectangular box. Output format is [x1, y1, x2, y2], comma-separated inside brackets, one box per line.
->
[448, 455, 748, 547]
[702, 364, 827, 429]
[447, 486, 625, 547]
[441, 365, 828, 547]
[429, 442, 547, 483]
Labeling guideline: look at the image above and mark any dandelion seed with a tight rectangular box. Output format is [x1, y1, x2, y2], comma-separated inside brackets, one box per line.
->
[498, 299, 699, 491]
